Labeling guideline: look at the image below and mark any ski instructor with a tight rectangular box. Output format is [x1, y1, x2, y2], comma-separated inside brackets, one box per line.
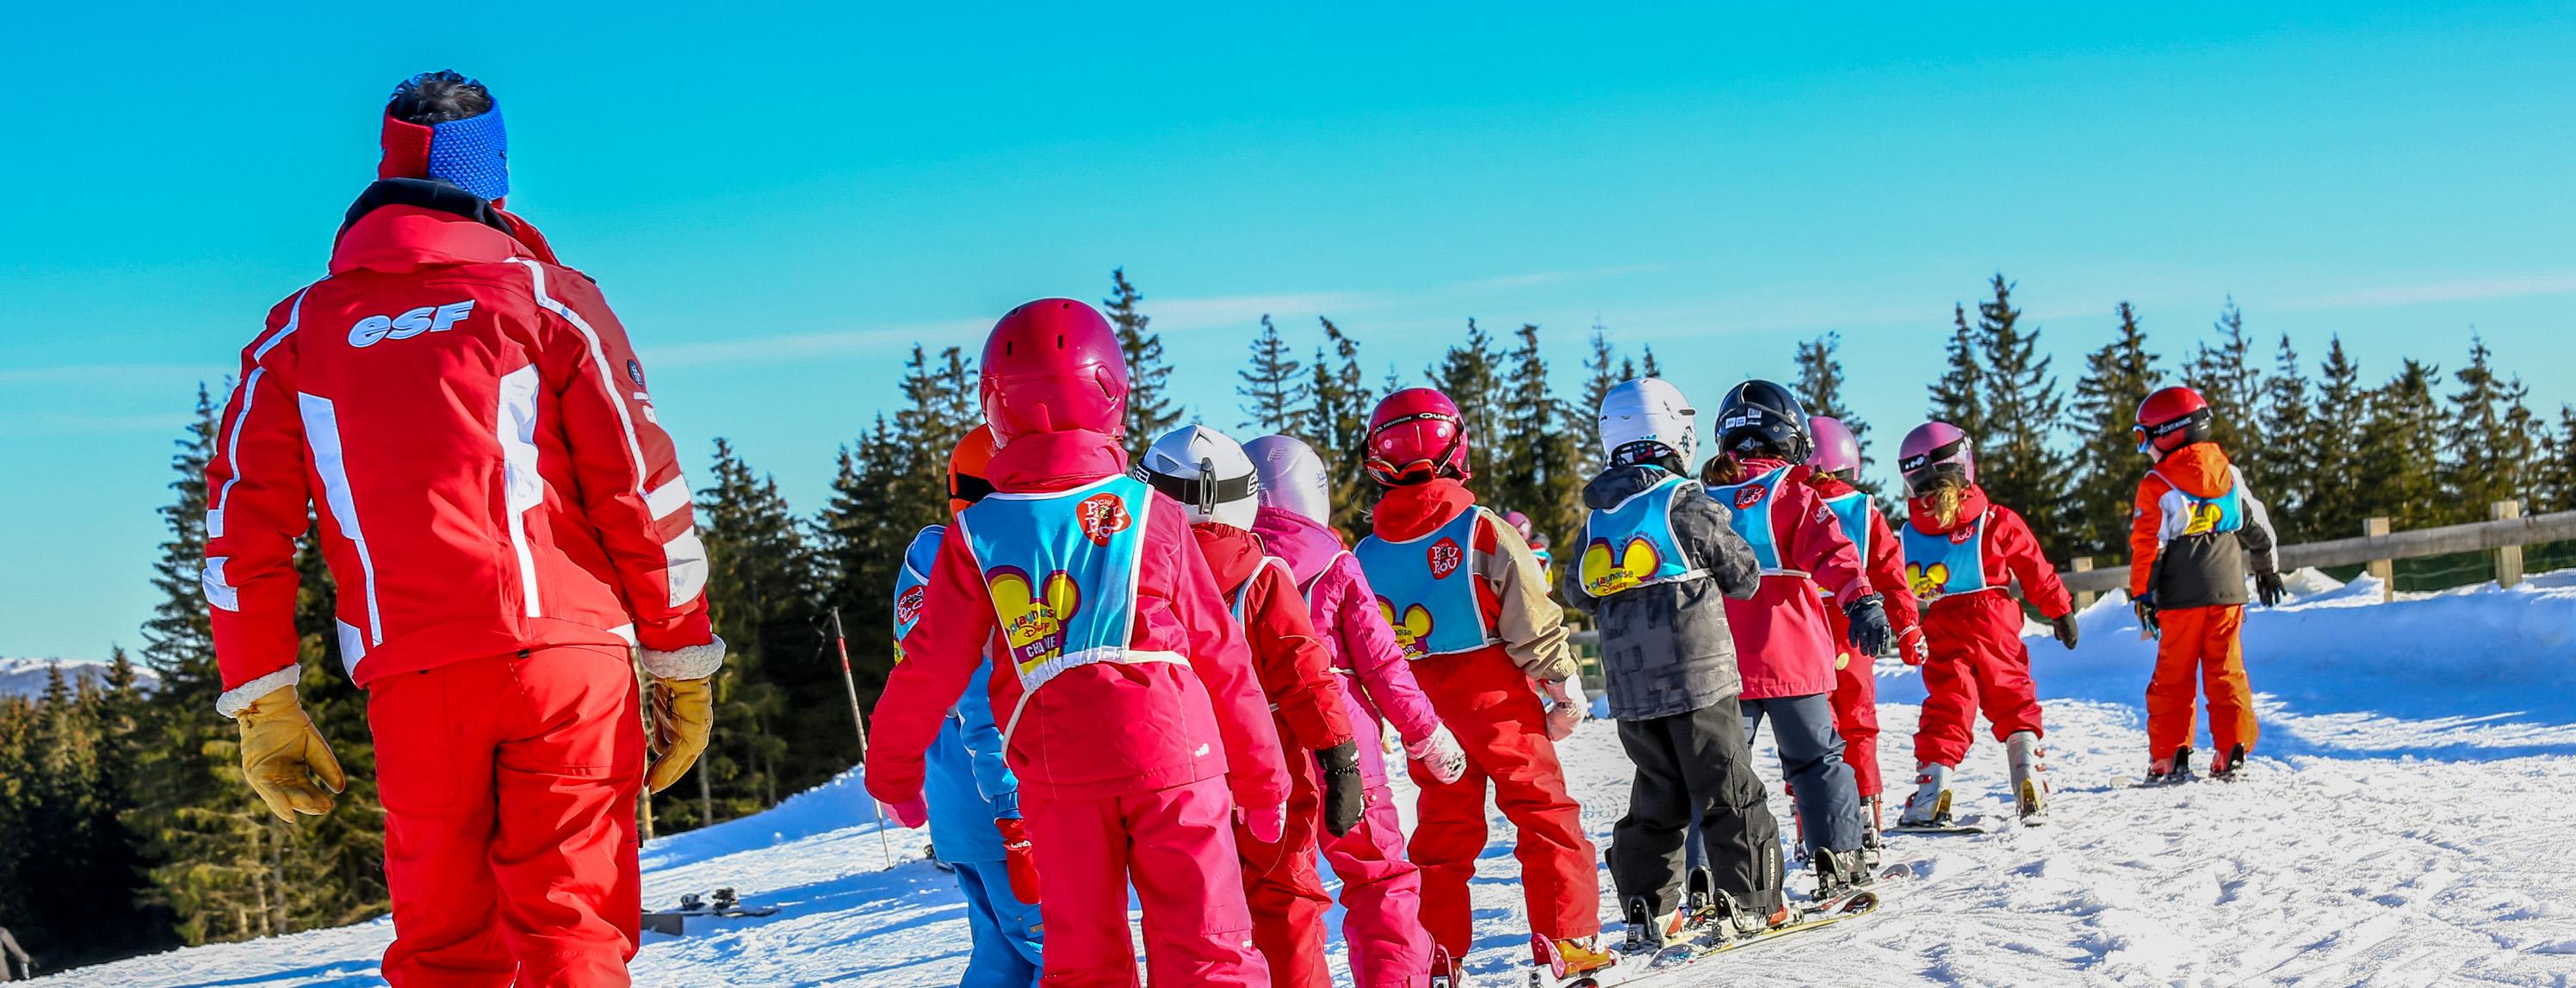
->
[203, 71, 724, 987]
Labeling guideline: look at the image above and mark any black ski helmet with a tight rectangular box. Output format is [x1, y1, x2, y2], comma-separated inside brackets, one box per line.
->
[1715, 380, 1812, 464]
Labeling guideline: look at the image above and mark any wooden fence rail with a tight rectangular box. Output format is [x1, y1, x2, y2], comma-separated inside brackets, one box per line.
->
[2060, 501, 2576, 604]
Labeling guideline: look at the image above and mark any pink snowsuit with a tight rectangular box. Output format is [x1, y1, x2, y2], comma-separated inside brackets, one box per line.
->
[868, 430, 1292, 988]
[1253, 505, 1446, 988]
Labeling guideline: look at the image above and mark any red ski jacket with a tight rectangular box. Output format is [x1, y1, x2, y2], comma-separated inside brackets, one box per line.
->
[206, 182, 713, 715]
[1192, 523, 1356, 754]
[1718, 460, 1873, 700]
[866, 430, 1291, 808]
[1904, 484, 2075, 639]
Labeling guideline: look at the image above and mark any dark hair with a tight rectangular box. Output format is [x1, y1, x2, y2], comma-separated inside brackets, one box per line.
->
[387, 71, 492, 125]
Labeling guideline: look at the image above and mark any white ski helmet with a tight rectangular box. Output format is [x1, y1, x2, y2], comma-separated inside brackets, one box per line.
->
[1137, 424, 1262, 529]
[1245, 434, 1333, 526]
[1597, 377, 1698, 467]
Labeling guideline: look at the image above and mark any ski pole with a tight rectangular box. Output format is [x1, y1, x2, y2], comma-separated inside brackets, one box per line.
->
[833, 607, 897, 869]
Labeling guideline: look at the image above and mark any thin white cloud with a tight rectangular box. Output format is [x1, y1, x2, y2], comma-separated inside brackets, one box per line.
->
[2280, 272, 2576, 312]
[1145, 292, 1376, 331]
[640, 320, 988, 367]
[0, 363, 223, 386]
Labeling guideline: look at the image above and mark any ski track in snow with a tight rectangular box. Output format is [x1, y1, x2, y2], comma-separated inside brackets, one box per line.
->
[50, 572, 2576, 987]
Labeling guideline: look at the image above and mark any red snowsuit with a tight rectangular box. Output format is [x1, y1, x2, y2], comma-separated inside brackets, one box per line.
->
[867, 430, 1292, 988]
[1192, 523, 1356, 988]
[1720, 461, 1874, 701]
[1904, 485, 2073, 768]
[206, 184, 712, 987]
[1366, 479, 1599, 964]
[1802, 475, 1922, 799]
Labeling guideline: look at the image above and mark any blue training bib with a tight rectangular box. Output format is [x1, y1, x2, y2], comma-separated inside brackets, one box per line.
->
[1901, 509, 1992, 603]
[1355, 508, 1497, 659]
[1578, 472, 1703, 597]
[1704, 466, 1806, 576]
[956, 474, 1181, 739]
[2150, 468, 2245, 543]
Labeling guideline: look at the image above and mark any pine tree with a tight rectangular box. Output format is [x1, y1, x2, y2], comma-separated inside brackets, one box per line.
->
[2542, 405, 2576, 513]
[814, 417, 914, 725]
[2354, 360, 2446, 530]
[2304, 337, 2371, 539]
[2066, 303, 2162, 558]
[2182, 300, 2265, 476]
[1929, 302, 1990, 440]
[1299, 318, 1374, 534]
[1491, 324, 1582, 545]
[1794, 331, 1879, 496]
[2443, 334, 2542, 519]
[1575, 324, 1644, 480]
[1967, 275, 2071, 556]
[675, 440, 825, 830]
[2256, 335, 2315, 541]
[1428, 319, 1505, 485]
[1238, 314, 1309, 435]
[1105, 269, 1180, 460]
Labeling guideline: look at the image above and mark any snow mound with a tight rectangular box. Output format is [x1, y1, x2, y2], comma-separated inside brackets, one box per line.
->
[53, 569, 2576, 986]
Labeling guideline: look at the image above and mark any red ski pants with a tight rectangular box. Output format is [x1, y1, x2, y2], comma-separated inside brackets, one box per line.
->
[1026, 775, 1267, 987]
[1824, 626, 1884, 798]
[1912, 602, 2046, 769]
[1239, 744, 1330, 988]
[2146, 604, 2259, 757]
[368, 645, 643, 988]
[1403, 647, 1601, 960]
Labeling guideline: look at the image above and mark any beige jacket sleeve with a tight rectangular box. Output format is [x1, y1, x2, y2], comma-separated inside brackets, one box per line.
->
[1477, 509, 1577, 681]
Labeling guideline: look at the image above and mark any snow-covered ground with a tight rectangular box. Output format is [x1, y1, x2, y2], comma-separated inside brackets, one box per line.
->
[0, 656, 154, 697]
[53, 571, 2576, 986]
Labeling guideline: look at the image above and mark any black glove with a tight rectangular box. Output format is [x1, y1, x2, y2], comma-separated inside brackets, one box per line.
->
[1842, 593, 1893, 658]
[2133, 591, 2160, 638]
[2051, 614, 2081, 651]
[2254, 571, 2284, 607]
[1318, 741, 1365, 837]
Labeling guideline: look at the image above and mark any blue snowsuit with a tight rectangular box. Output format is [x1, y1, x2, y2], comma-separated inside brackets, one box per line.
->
[903, 526, 1044, 987]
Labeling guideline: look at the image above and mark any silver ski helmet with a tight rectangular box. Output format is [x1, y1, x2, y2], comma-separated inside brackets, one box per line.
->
[1597, 377, 1698, 468]
[1138, 424, 1262, 529]
[1245, 434, 1333, 527]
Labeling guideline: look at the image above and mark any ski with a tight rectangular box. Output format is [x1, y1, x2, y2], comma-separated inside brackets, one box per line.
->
[641, 888, 779, 935]
[1888, 815, 2000, 836]
[1553, 891, 1884, 986]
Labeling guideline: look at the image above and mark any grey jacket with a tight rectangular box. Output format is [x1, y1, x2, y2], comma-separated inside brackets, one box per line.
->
[1559, 466, 1763, 720]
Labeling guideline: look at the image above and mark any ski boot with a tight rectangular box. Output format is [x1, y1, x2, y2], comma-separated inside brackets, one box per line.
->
[1532, 934, 1616, 985]
[1621, 895, 1687, 957]
[1686, 865, 1718, 917]
[1893, 763, 1955, 829]
[2210, 743, 2248, 781]
[1429, 946, 1460, 988]
[1812, 847, 1877, 908]
[1861, 794, 1886, 867]
[2006, 731, 2050, 825]
[1707, 889, 1794, 943]
[2144, 744, 2195, 785]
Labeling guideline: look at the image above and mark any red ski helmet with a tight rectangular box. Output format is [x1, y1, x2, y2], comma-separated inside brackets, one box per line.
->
[1366, 387, 1471, 486]
[977, 299, 1130, 445]
[1805, 416, 1862, 479]
[2134, 386, 2214, 456]
[948, 424, 998, 514]
[1898, 421, 1974, 496]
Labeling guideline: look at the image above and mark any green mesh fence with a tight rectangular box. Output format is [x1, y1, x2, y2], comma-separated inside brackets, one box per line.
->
[2319, 539, 2576, 592]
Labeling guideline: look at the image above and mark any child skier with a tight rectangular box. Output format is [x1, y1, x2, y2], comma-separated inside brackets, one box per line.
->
[1246, 433, 1468, 988]
[895, 426, 1043, 988]
[2128, 386, 2284, 782]
[1891, 422, 2080, 827]
[1506, 510, 1556, 579]
[1694, 380, 1892, 900]
[1354, 387, 1608, 982]
[1801, 416, 1927, 853]
[1138, 425, 1365, 988]
[865, 299, 1292, 987]
[1559, 379, 1784, 949]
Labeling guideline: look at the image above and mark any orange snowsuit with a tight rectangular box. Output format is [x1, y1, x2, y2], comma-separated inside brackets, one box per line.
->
[2127, 442, 2280, 760]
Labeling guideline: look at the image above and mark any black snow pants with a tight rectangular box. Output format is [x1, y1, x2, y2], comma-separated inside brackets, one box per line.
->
[1609, 701, 1785, 918]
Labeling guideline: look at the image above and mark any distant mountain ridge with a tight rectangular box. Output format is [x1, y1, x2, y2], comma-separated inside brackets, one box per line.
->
[0, 656, 159, 698]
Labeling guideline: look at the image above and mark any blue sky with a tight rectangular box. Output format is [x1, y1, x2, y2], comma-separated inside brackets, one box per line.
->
[6, 3, 2574, 659]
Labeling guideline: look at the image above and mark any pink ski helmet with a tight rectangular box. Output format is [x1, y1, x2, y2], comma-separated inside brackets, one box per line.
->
[1365, 387, 1471, 486]
[1245, 434, 1333, 526]
[977, 299, 1130, 445]
[1805, 416, 1861, 479]
[1897, 421, 1974, 496]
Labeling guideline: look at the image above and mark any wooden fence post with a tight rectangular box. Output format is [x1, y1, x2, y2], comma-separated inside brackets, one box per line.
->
[2365, 516, 2393, 602]
[2071, 557, 2096, 610]
[2493, 500, 2524, 589]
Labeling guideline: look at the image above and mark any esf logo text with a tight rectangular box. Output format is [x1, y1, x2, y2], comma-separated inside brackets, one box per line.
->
[350, 300, 476, 348]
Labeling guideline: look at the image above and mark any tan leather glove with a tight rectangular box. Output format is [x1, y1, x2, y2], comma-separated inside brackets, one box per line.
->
[645, 674, 715, 793]
[234, 686, 346, 823]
